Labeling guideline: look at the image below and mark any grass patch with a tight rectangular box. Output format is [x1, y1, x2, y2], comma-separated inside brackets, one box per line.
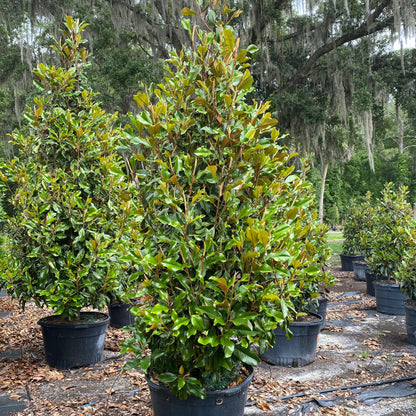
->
[326, 231, 343, 241]
[328, 240, 343, 256]
[326, 231, 343, 266]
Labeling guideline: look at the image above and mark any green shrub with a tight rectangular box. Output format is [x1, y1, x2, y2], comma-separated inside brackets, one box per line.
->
[121, 4, 331, 400]
[395, 238, 416, 300]
[342, 192, 375, 256]
[366, 183, 413, 279]
[0, 17, 133, 320]
[342, 200, 363, 255]
[355, 192, 375, 257]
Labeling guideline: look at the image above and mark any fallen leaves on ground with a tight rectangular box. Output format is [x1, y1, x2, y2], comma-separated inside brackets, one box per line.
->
[363, 338, 382, 350]
[0, 267, 415, 415]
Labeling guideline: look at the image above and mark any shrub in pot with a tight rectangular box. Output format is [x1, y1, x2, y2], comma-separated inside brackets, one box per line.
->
[279, 169, 334, 318]
[261, 188, 334, 365]
[0, 17, 133, 368]
[340, 200, 365, 270]
[366, 184, 412, 279]
[120, 4, 328, 413]
[299, 225, 333, 332]
[355, 192, 375, 258]
[361, 192, 381, 294]
[292, 193, 334, 314]
[394, 222, 416, 342]
[366, 184, 412, 310]
[107, 262, 140, 328]
[350, 193, 373, 280]
[395, 231, 416, 302]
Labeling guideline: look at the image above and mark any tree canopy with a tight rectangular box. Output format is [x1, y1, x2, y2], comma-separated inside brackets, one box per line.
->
[1, 0, 416, 219]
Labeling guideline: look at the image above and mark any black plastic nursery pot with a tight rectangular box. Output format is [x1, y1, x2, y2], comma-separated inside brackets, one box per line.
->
[404, 301, 416, 345]
[38, 312, 109, 369]
[309, 298, 328, 330]
[261, 313, 323, 367]
[340, 254, 365, 272]
[373, 281, 410, 315]
[108, 302, 136, 328]
[365, 269, 382, 297]
[352, 260, 369, 282]
[147, 365, 253, 416]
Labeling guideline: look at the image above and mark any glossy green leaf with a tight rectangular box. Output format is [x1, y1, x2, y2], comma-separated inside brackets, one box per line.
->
[161, 258, 185, 272]
[233, 345, 259, 366]
[158, 372, 178, 383]
[191, 315, 205, 331]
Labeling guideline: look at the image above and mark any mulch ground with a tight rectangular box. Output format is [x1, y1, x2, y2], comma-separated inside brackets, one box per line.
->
[1, 267, 416, 415]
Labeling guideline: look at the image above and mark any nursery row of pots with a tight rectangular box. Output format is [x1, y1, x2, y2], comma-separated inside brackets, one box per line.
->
[37, 298, 328, 415]
[340, 249, 416, 347]
[365, 270, 416, 346]
[0, 9, 335, 416]
[338, 183, 416, 351]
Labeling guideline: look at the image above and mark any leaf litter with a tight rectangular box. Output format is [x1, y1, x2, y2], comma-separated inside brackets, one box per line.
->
[1, 267, 416, 415]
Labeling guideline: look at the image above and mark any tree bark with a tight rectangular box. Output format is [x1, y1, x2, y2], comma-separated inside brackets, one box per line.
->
[319, 161, 329, 223]
[396, 102, 405, 154]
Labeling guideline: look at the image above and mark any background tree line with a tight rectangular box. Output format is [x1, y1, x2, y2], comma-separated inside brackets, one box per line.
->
[1, 0, 416, 224]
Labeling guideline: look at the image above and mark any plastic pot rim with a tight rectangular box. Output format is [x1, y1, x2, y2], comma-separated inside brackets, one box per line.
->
[146, 364, 254, 398]
[38, 311, 110, 329]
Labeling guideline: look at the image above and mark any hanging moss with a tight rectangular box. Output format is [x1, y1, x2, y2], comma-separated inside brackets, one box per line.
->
[1, 0, 416, 169]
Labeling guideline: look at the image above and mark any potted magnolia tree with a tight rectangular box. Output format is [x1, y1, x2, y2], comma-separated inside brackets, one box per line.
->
[0, 17, 133, 369]
[121, 3, 330, 415]
[261, 174, 334, 366]
[340, 201, 365, 271]
[293, 180, 334, 326]
[394, 224, 416, 344]
[349, 193, 373, 281]
[366, 184, 411, 312]
[107, 260, 140, 328]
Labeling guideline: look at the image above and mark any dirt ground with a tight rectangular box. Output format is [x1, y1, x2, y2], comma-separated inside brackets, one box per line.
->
[1, 266, 416, 415]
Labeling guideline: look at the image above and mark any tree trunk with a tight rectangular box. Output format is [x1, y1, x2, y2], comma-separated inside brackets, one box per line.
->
[319, 162, 329, 223]
[396, 102, 404, 154]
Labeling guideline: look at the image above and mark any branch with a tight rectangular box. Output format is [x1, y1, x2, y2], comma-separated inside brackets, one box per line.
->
[283, 0, 393, 91]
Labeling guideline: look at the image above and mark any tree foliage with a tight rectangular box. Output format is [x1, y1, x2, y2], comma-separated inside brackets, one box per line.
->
[1, 0, 416, 215]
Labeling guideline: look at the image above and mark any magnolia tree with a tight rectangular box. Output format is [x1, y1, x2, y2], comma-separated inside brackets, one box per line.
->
[121, 3, 331, 400]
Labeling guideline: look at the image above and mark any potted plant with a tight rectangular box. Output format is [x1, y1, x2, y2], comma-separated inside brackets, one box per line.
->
[107, 261, 139, 328]
[394, 227, 416, 344]
[340, 200, 365, 271]
[261, 183, 334, 366]
[300, 215, 334, 334]
[294, 190, 334, 324]
[366, 184, 411, 312]
[120, 4, 328, 414]
[0, 16, 133, 369]
[351, 192, 373, 281]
